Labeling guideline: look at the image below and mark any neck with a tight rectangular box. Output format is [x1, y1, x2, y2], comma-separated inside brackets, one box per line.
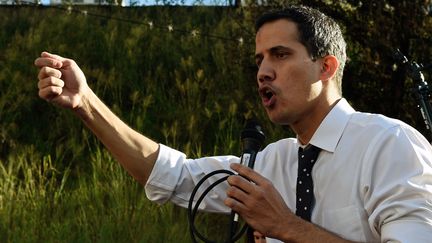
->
[292, 98, 341, 145]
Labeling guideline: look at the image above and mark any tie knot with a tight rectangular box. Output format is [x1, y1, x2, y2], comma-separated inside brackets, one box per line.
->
[298, 145, 321, 166]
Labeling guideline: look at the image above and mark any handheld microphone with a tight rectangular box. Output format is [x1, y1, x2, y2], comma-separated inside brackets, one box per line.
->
[239, 119, 266, 169]
[188, 119, 266, 243]
[229, 120, 265, 242]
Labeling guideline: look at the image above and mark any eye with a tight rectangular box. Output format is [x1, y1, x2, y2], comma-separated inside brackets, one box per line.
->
[255, 58, 262, 68]
[275, 52, 289, 59]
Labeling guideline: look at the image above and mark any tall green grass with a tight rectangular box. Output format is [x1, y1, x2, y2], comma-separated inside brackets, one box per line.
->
[0, 133, 258, 242]
[0, 5, 288, 242]
[0, 144, 242, 242]
[2, 2, 432, 241]
[0, 146, 169, 242]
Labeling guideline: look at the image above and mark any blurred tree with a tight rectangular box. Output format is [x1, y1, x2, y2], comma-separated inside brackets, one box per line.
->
[0, 0, 431, 169]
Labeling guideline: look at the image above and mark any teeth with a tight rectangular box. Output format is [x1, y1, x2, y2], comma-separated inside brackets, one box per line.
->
[265, 90, 273, 99]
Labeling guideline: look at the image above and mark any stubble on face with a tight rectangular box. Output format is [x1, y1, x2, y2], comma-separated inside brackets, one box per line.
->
[255, 19, 323, 128]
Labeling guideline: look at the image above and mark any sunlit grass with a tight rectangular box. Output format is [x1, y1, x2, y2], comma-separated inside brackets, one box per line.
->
[0, 6, 289, 242]
[0, 146, 195, 242]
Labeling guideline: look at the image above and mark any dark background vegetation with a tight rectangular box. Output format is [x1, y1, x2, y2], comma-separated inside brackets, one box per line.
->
[1, 1, 431, 161]
[0, 0, 431, 241]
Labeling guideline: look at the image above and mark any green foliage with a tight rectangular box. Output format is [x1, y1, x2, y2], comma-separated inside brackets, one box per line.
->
[315, 0, 432, 136]
[0, 5, 281, 160]
[0, 4, 283, 242]
[0, 1, 431, 241]
[0, 145, 198, 242]
[248, 0, 432, 137]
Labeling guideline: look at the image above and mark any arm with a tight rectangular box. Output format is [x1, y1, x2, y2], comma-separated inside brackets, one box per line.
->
[363, 125, 432, 242]
[225, 163, 358, 243]
[35, 52, 159, 185]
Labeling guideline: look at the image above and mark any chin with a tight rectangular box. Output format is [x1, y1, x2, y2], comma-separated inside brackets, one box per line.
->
[268, 115, 286, 125]
[267, 111, 292, 126]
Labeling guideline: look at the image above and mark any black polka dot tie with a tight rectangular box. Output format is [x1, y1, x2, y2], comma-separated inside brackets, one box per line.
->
[296, 145, 321, 221]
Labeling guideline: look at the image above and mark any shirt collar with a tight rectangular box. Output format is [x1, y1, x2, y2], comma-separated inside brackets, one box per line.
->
[307, 98, 356, 153]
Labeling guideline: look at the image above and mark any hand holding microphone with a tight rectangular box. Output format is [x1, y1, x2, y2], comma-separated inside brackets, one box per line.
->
[188, 120, 265, 243]
[226, 120, 265, 242]
[225, 122, 294, 240]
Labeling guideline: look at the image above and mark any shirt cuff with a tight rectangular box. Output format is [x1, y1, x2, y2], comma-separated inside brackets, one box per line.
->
[381, 219, 432, 243]
[145, 144, 186, 204]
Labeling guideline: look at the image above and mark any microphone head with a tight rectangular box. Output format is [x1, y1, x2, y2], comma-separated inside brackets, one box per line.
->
[241, 119, 265, 150]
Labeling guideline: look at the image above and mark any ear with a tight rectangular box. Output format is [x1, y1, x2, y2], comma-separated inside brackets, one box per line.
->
[319, 55, 339, 81]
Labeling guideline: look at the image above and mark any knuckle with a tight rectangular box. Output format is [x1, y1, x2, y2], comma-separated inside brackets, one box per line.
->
[37, 69, 46, 80]
[67, 59, 77, 66]
[38, 89, 44, 98]
[238, 166, 252, 178]
[238, 165, 248, 174]
[39, 89, 52, 100]
[46, 86, 61, 95]
[48, 86, 56, 92]
[55, 69, 62, 78]
[46, 76, 56, 84]
[255, 190, 265, 201]
[48, 59, 57, 67]
[226, 186, 235, 197]
[227, 175, 240, 185]
[261, 178, 273, 189]
[224, 198, 235, 208]
[53, 86, 62, 94]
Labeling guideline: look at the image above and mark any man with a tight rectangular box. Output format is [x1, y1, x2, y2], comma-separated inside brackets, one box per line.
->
[35, 5, 432, 243]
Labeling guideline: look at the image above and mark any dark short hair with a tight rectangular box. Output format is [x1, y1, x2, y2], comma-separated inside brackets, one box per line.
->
[255, 5, 347, 94]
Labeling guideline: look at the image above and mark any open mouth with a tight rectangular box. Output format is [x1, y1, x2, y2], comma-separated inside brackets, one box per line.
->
[259, 87, 274, 100]
[259, 87, 275, 106]
[264, 89, 274, 100]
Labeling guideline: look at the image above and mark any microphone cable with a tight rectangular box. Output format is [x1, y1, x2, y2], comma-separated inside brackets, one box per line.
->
[187, 120, 265, 243]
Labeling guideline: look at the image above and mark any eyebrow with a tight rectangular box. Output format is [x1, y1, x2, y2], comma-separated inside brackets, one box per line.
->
[271, 45, 294, 52]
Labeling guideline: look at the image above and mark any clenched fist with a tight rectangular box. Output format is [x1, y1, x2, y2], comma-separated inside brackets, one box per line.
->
[35, 52, 89, 110]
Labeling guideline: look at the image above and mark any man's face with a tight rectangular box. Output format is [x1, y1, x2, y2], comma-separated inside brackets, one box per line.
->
[255, 19, 324, 126]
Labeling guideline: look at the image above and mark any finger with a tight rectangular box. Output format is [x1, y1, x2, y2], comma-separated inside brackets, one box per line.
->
[226, 182, 250, 204]
[38, 76, 65, 90]
[253, 230, 267, 239]
[41, 51, 67, 62]
[227, 174, 255, 194]
[34, 57, 63, 69]
[34, 51, 66, 68]
[224, 197, 247, 213]
[42, 52, 78, 70]
[230, 163, 268, 186]
[38, 66, 62, 80]
[39, 86, 63, 101]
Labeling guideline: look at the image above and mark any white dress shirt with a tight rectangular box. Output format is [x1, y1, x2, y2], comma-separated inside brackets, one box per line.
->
[145, 98, 432, 243]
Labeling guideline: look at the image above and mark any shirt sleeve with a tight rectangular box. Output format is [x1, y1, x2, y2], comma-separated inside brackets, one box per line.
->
[362, 124, 432, 242]
[145, 144, 240, 213]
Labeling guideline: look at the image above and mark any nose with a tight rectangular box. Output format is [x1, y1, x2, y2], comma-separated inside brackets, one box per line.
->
[257, 59, 275, 83]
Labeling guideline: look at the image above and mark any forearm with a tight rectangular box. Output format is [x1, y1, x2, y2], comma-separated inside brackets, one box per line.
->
[74, 89, 159, 185]
[277, 216, 358, 243]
